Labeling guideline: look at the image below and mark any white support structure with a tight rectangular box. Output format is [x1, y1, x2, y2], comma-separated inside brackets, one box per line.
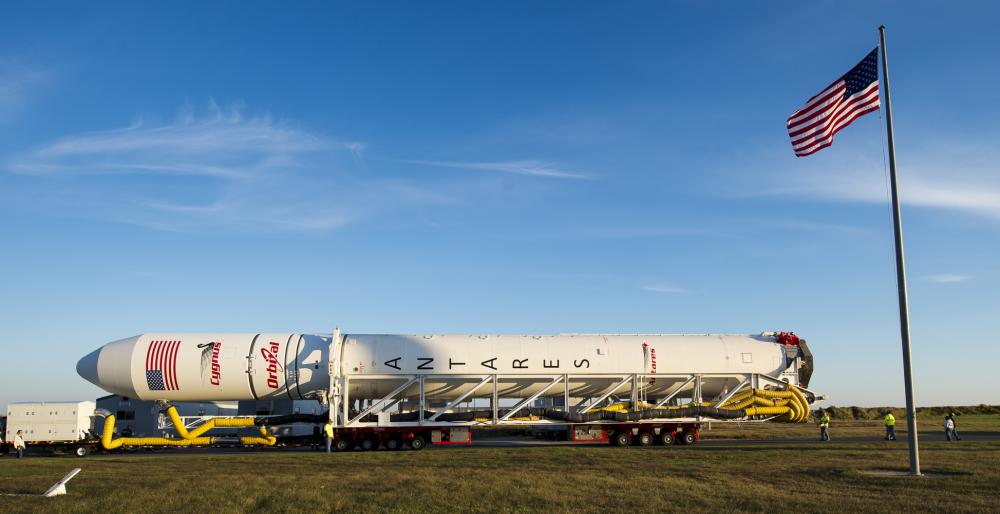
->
[330, 372, 818, 428]
[578, 375, 631, 414]
[347, 377, 419, 426]
[651, 375, 696, 409]
[499, 376, 563, 421]
[428, 376, 493, 421]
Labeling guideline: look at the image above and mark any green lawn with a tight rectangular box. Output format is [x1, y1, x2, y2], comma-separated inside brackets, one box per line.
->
[2, 440, 998, 513]
[703, 414, 1000, 440]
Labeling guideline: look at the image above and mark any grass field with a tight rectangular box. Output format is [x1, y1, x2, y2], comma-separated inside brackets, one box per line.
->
[702, 414, 1000, 440]
[2, 437, 999, 513]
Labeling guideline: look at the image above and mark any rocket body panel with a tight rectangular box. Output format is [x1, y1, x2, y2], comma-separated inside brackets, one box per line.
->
[77, 332, 794, 402]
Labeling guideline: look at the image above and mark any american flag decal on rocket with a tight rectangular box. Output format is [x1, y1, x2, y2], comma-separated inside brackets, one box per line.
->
[146, 340, 180, 391]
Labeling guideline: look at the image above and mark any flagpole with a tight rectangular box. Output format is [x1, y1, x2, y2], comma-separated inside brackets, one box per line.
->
[878, 25, 920, 476]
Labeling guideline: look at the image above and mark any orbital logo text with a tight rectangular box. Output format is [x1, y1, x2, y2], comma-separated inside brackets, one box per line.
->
[260, 341, 283, 389]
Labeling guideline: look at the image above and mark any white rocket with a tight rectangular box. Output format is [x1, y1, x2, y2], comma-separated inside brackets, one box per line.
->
[77, 332, 813, 403]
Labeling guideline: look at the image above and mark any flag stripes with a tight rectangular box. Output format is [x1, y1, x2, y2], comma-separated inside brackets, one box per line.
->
[145, 340, 180, 391]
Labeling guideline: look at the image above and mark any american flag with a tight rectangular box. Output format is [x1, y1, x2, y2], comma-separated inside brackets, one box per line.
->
[787, 48, 880, 157]
[146, 340, 180, 391]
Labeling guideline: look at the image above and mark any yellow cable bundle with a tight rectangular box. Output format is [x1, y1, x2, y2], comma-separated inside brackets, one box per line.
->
[744, 406, 792, 417]
[240, 426, 277, 446]
[101, 414, 215, 449]
[719, 390, 755, 408]
[166, 406, 258, 439]
[101, 405, 277, 450]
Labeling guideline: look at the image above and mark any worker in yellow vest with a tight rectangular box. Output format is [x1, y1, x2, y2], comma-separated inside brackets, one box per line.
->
[323, 421, 335, 453]
[818, 411, 830, 441]
[884, 412, 896, 441]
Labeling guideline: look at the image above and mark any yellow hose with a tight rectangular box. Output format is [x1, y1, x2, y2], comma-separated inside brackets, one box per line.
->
[240, 427, 277, 446]
[165, 406, 258, 439]
[744, 406, 792, 417]
[101, 414, 214, 449]
[788, 385, 810, 422]
[101, 406, 276, 450]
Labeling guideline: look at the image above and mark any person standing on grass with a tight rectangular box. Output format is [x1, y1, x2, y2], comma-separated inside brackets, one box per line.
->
[323, 420, 335, 452]
[944, 414, 961, 441]
[13, 430, 26, 458]
[884, 412, 896, 441]
[818, 411, 830, 441]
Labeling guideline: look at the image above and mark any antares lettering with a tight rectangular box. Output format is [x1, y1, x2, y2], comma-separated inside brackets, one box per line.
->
[377, 356, 594, 370]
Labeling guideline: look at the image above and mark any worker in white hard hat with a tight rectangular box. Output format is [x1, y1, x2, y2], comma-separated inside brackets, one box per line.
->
[323, 420, 335, 452]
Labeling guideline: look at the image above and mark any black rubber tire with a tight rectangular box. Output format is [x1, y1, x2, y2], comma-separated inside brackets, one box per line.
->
[386, 438, 403, 451]
[636, 432, 654, 447]
[680, 431, 696, 445]
[409, 435, 426, 451]
[612, 431, 631, 447]
[659, 432, 675, 446]
[74, 446, 89, 457]
[333, 438, 351, 452]
[361, 437, 379, 451]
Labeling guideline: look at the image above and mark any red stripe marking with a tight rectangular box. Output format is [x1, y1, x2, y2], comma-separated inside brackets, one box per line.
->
[787, 82, 846, 125]
[794, 101, 879, 155]
[171, 340, 180, 390]
[788, 97, 845, 140]
[790, 85, 879, 144]
[167, 340, 176, 390]
[794, 104, 878, 157]
[145, 340, 154, 370]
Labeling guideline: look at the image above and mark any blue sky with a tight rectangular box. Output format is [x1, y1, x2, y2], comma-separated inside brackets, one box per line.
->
[2, 1, 998, 410]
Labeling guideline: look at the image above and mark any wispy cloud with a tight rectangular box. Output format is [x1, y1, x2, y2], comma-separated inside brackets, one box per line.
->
[1, 102, 447, 232]
[923, 274, 970, 284]
[639, 284, 688, 294]
[405, 159, 592, 180]
[0, 60, 51, 122]
[8, 100, 360, 178]
[745, 143, 1000, 221]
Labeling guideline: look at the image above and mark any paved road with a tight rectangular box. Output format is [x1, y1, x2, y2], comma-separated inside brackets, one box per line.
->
[468, 432, 1000, 449]
[5, 432, 997, 459]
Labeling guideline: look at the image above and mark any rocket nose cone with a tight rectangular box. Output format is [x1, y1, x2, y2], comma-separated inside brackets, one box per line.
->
[77, 336, 141, 398]
[76, 347, 102, 387]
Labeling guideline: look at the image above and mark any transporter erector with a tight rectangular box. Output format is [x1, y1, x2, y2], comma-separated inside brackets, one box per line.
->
[78, 330, 817, 450]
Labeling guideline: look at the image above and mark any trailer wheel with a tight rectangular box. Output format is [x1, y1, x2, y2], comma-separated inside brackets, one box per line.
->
[409, 435, 426, 451]
[659, 432, 674, 446]
[333, 438, 351, 452]
[635, 432, 653, 447]
[386, 437, 403, 451]
[360, 437, 379, 451]
[611, 431, 631, 447]
[679, 431, 696, 445]
[74, 446, 89, 457]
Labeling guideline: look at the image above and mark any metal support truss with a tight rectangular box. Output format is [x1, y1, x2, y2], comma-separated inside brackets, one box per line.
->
[499, 376, 563, 421]
[428, 376, 493, 421]
[711, 378, 750, 406]
[578, 375, 631, 414]
[347, 376, 419, 425]
[331, 372, 818, 428]
[651, 375, 696, 409]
